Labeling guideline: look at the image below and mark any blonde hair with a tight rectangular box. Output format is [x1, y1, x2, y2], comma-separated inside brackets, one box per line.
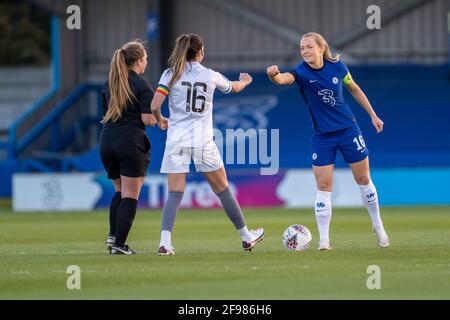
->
[102, 41, 146, 124]
[302, 32, 339, 63]
[167, 34, 203, 88]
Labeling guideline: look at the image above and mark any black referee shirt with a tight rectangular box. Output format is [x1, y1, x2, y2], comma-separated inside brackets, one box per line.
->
[101, 70, 154, 130]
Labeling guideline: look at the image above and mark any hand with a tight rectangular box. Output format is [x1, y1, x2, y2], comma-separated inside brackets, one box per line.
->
[158, 117, 169, 131]
[239, 73, 252, 85]
[267, 65, 280, 77]
[148, 114, 157, 127]
[372, 116, 384, 133]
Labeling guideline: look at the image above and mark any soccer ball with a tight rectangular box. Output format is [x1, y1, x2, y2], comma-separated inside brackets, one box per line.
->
[282, 224, 312, 251]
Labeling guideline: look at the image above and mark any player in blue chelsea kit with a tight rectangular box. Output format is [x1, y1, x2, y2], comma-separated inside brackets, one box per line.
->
[267, 32, 389, 250]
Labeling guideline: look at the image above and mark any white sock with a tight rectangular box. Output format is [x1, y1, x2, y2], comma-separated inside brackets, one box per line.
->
[315, 190, 332, 244]
[358, 181, 383, 229]
[160, 230, 172, 248]
[238, 226, 252, 242]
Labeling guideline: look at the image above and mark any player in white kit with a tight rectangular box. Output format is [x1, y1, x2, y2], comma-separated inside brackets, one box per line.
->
[151, 34, 264, 255]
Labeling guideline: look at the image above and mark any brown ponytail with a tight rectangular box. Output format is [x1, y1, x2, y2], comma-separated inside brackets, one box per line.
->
[102, 41, 146, 124]
[167, 34, 203, 88]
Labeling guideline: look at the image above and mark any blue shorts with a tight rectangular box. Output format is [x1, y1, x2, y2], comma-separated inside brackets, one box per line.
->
[310, 125, 369, 166]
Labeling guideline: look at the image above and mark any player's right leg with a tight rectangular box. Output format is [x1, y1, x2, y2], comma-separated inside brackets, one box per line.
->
[312, 164, 334, 250]
[158, 146, 191, 255]
[311, 134, 337, 251]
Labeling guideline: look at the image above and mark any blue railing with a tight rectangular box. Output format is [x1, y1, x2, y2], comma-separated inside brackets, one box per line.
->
[16, 84, 102, 154]
[9, 83, 103, 173]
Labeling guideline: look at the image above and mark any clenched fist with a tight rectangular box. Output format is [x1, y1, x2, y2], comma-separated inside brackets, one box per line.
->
[267, 65, 280, 77]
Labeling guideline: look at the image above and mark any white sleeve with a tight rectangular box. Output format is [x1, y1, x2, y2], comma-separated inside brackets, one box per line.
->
[156, 69, 172, 96]
[158, 69, 171, 87]
[213, 71, 232, 94]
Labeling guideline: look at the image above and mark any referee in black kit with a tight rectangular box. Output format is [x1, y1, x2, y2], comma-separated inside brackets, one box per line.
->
[99, 41, 156, 255]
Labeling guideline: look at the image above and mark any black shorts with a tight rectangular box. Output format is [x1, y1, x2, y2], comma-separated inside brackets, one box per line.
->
[99, 126, 150, 179]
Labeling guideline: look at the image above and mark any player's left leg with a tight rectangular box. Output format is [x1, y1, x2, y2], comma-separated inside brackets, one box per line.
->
[203, 166, 264, 251]
[99, 134, 122, 250]
[350, 157, 389, 247]
[340, 125, 389, 247]
[158, 173, 187, 255]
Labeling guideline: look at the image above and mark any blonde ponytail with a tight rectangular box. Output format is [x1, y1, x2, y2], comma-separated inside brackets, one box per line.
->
[102, 41, 146, 124]
[323, 42, 339, 63]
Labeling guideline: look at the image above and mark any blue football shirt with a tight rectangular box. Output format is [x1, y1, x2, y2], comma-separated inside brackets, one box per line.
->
[289, 60, 356, 134]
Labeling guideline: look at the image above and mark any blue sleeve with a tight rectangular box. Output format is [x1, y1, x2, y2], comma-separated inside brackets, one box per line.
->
[337, 61, 347, 76]
[288, 65, 302, 85]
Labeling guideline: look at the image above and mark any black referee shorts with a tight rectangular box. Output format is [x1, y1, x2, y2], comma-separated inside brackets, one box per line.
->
[99, 126, 150, 179]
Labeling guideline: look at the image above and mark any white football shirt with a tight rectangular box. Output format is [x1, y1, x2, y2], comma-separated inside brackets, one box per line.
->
[157, 62, 232, 147]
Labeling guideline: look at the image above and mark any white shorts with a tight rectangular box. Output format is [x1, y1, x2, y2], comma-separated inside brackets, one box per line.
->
[160, 144, 224, 173]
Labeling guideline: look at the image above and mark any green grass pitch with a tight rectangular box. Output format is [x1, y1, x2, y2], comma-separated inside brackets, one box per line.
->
[0, 206, 449, 299]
